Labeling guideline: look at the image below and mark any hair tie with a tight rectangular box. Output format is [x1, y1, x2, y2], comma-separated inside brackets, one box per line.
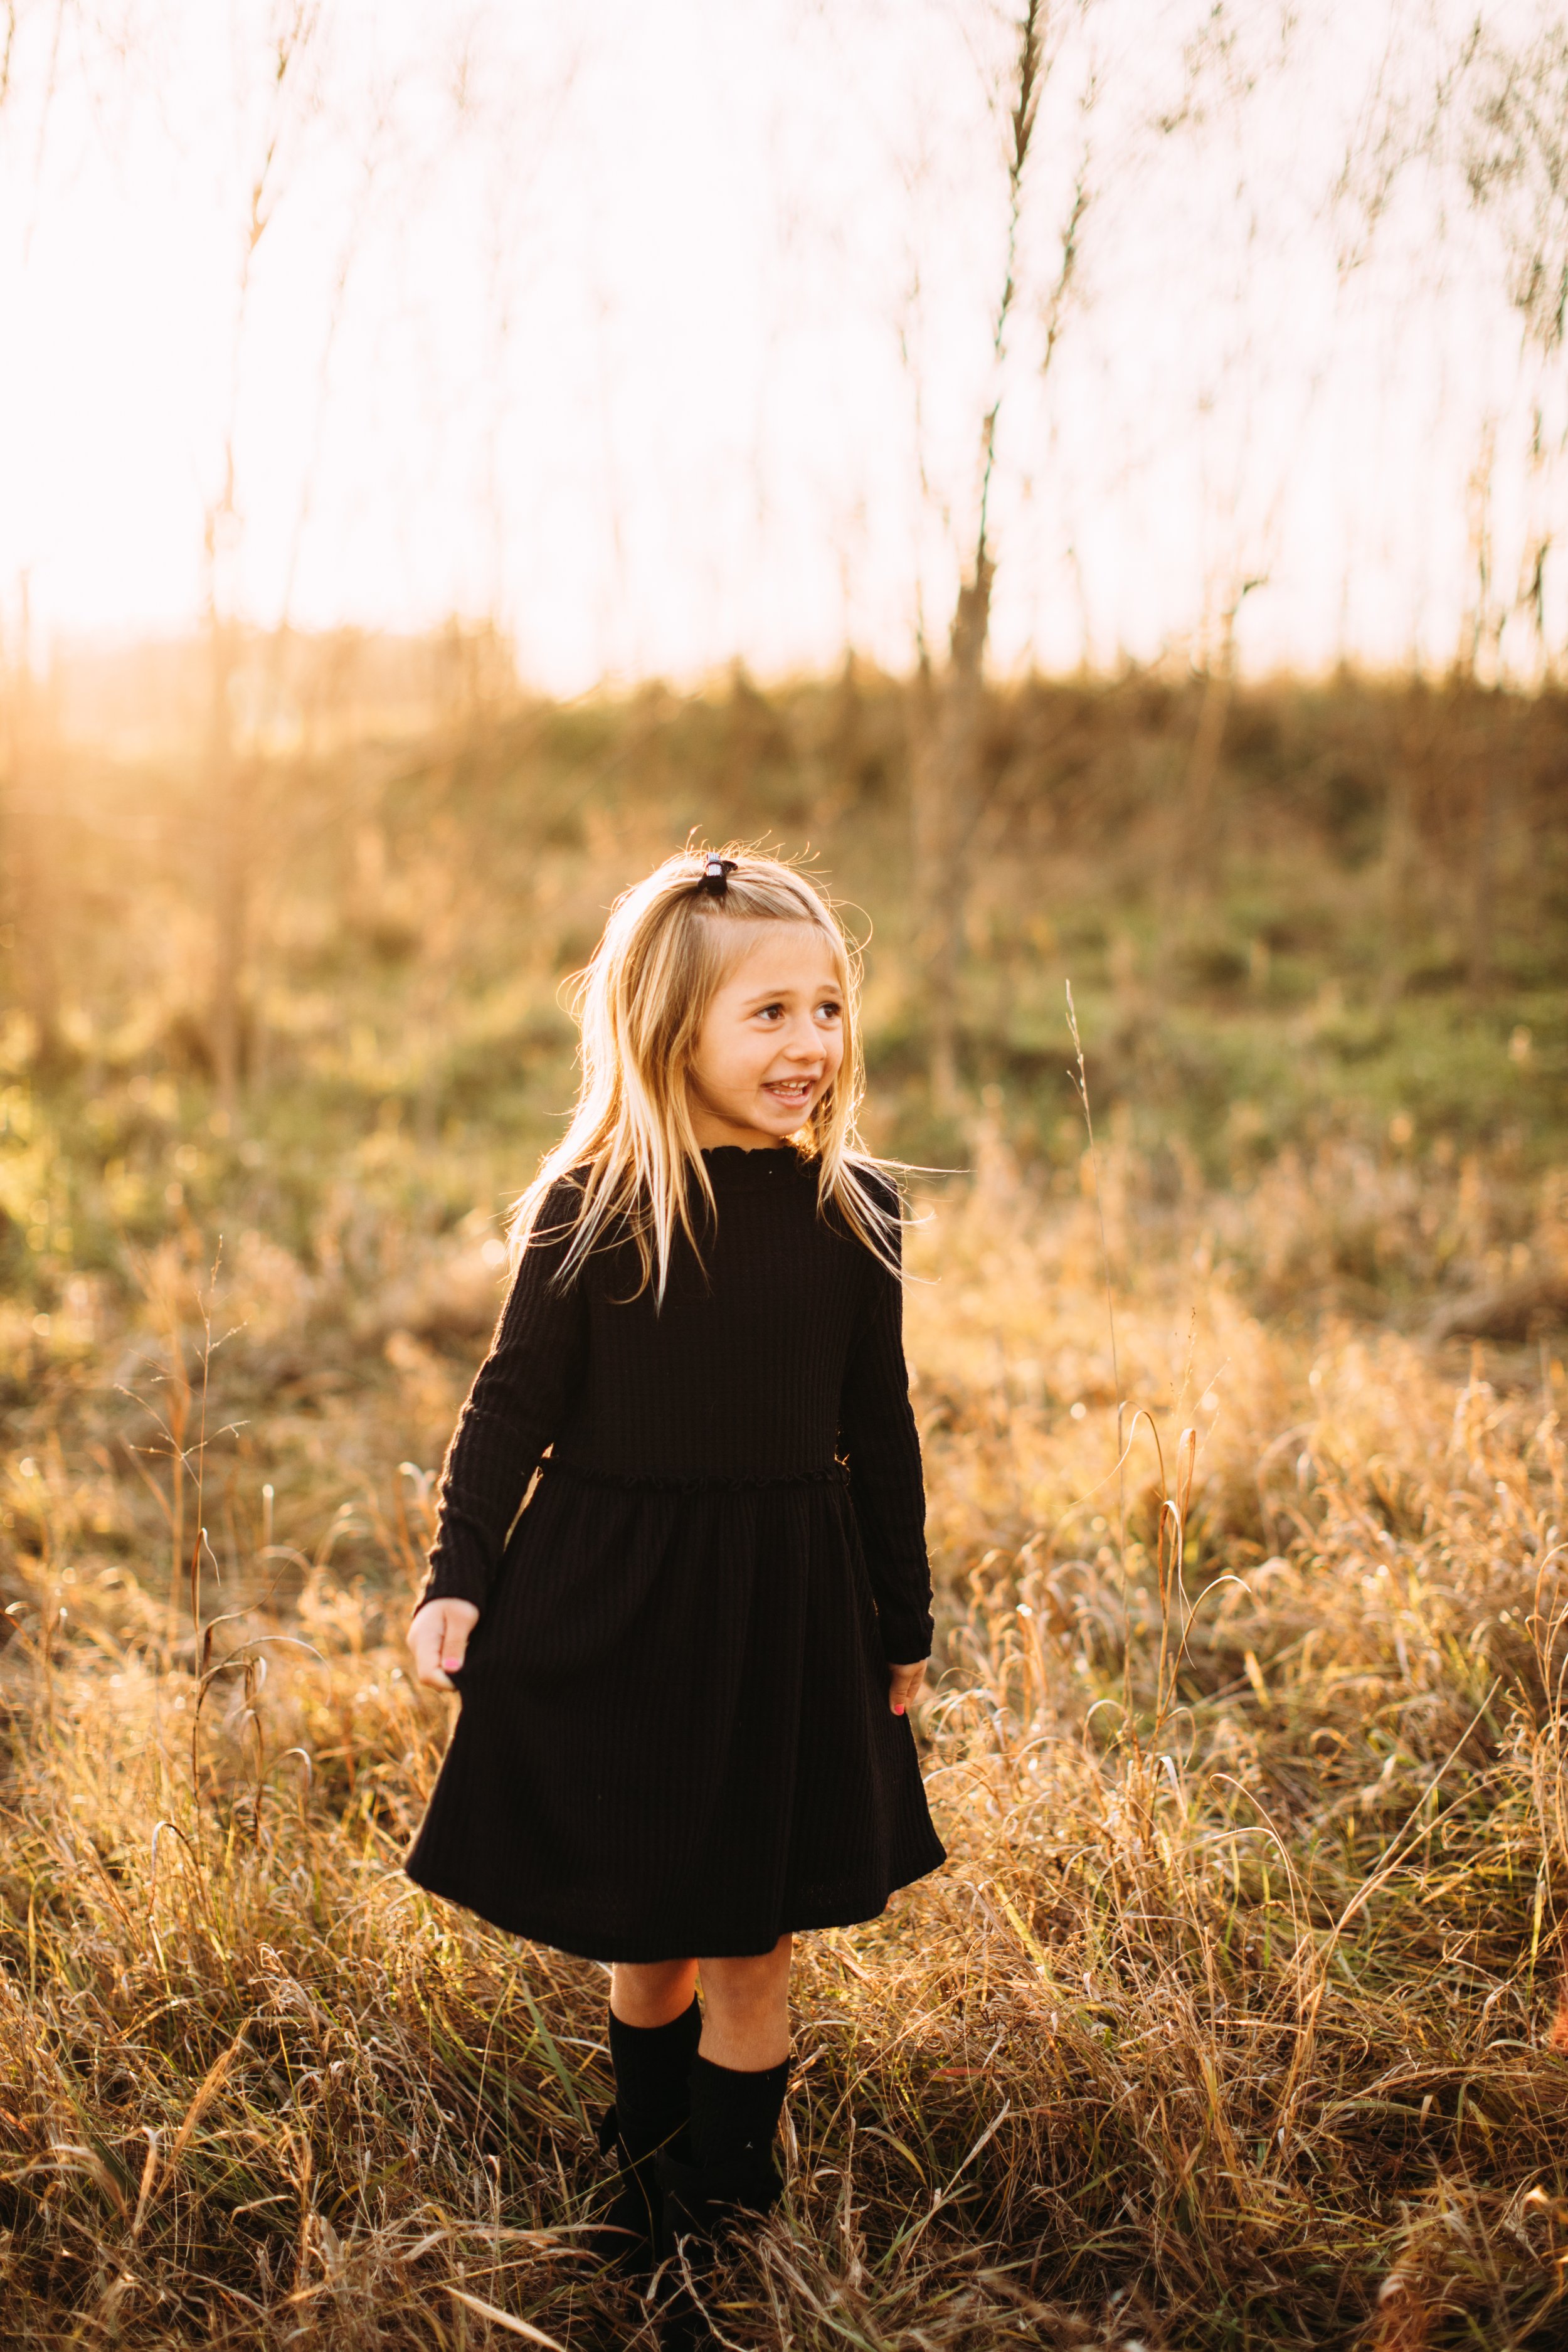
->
[697, 856, 736, 898]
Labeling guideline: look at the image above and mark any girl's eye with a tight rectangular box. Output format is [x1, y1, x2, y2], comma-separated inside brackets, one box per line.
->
[816, 1001, 842, 1021]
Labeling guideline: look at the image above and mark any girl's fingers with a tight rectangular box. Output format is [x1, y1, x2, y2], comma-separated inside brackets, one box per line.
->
[438, 1601, 478, 1675]
[408, 1598, 479, 1690]
[415, 1624, 451, 1688]
[888, 1658, 927, 1715]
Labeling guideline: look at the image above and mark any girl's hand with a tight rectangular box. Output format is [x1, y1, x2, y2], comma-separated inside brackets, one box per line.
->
[409, 1598, 480, 1690]
[888, 1659, 926, 1717]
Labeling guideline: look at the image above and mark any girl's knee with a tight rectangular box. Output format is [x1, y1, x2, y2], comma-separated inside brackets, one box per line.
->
[696, 1941, 792, 2069]
[701, 1936, 792, 2004]
[610, 1957, 698, 2026]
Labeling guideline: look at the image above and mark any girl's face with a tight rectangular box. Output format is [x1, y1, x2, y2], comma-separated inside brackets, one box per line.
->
[686, 920, 845, 1150]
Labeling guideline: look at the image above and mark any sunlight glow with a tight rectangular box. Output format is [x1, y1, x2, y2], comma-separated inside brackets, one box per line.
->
[0, 0, 1557, 689]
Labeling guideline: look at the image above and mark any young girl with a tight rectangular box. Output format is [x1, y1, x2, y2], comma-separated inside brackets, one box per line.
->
[404, 847, 943, 2275]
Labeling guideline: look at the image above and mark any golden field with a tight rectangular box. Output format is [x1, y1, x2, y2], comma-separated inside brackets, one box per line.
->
[3, 660, 1567, 2348]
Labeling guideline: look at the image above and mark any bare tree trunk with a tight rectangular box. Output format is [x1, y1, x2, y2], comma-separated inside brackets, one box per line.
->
[911, 562, 993, 1112]
[196, 4, 332, 1113]
[911, 0, 1052, 1115]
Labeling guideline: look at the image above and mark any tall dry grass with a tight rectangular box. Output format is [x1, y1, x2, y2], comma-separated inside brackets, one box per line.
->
[3, 1138, 1568, 2347]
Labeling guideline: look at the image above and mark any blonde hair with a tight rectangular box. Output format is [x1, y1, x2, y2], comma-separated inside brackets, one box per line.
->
[509, 845, 899, 1297]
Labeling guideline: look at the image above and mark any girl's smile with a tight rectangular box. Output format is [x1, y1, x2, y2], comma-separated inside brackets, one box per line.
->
[686, 921, 845, 1150]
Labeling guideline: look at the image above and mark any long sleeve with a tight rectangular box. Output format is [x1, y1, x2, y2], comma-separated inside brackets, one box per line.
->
[418, 1180, 588, 1614]
[838, 1206, 934, 1664]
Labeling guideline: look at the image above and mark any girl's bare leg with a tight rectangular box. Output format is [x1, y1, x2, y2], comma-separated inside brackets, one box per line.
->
[610, 1957, 699, 2027]
[611, 1935, 792, 2062]
[696, 1933, 792, 2070]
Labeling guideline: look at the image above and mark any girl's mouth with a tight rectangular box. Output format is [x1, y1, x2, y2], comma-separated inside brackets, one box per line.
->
[763, 1078, 817, 1106]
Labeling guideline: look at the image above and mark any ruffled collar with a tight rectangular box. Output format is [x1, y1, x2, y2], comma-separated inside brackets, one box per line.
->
[696, 1144, 813, 1190]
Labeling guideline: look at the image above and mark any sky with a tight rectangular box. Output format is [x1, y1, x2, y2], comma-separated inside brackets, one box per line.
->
[0, 0, 1562, 692]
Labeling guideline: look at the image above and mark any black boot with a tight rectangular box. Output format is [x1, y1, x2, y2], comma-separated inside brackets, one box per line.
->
[654, 2055, 790, 2348]
[655, 2052, 790, 2258]
[594, 1998, 702, 2273]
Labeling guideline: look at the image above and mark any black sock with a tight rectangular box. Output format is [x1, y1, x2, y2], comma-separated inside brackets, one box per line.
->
[607, 1998, 702, 2160]
[687, 2052, 790, 2175]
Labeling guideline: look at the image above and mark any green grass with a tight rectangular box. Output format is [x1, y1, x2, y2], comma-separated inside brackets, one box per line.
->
[3, 663, 1568, 2345]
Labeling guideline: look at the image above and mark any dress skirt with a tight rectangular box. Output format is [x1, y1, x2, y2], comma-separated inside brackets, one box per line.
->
[405, 1461, 946, 1962]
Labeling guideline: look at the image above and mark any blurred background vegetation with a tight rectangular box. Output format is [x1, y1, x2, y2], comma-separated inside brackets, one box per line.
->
[6, 634, 1563, 1287]
[4, 627, 1564, 1591]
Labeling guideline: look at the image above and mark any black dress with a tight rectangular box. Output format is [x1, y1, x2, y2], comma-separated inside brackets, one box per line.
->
[403, 1145, 945, 1962]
